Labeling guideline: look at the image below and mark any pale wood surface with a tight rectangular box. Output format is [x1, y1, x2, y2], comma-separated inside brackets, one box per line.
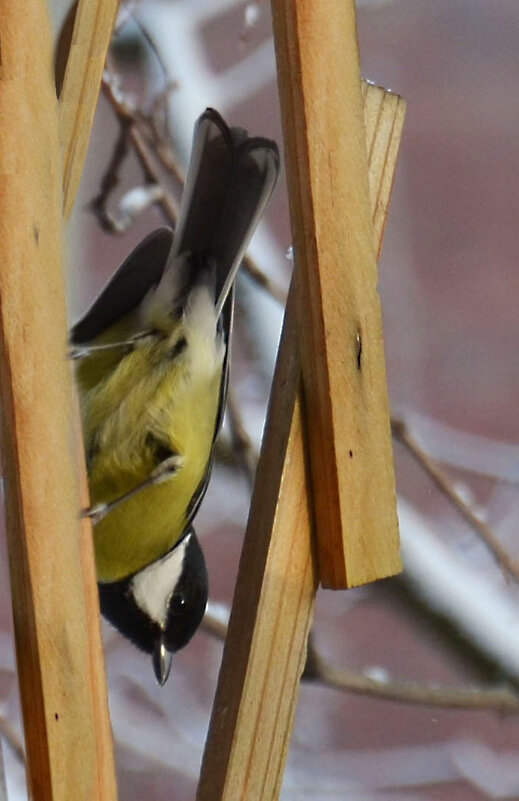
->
[272, 0, 401, 588]
[0, 3, 116, 800]
[197, 81, 405, 801]
[59, 0, 119, 218]
[197, 285, 317, 801]
[362, 83, 406, 256]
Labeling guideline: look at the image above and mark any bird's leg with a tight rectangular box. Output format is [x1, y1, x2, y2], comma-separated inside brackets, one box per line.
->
[81, 454, 184, 524]
[68, 331, 156, 361]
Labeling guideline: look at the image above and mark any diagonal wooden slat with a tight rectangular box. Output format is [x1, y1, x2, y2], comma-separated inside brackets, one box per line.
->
[197, 80, 406, 801]
[271, 0, 401, 589]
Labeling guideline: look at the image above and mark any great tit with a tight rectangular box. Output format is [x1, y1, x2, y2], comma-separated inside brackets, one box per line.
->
[71, 108, 279, 684]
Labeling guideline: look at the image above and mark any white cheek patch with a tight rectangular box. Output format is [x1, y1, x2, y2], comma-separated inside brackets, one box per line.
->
[131, 536, 190, 628]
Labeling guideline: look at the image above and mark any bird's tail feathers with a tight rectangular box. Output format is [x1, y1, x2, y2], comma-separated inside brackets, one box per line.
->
[167, 108, 280, 319]
[213, 137, 279, 319]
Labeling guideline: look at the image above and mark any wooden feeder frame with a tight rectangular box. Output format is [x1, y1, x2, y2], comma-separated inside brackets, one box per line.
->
[0, 1, 405, 800]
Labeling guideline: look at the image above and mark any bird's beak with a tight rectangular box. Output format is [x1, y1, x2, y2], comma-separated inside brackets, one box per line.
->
[152, 636, 172, 686]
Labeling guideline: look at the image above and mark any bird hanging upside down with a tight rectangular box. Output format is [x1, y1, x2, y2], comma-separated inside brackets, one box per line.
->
[71, 108, 279, 684]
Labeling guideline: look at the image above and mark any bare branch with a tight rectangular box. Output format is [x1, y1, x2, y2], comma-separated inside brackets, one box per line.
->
[102, 73, 286, 307]
[392, 418, 519, 584]
[241, 258, 287, 305]
[226, 390, 257, 491]
[203, 606, 519, 712]
[90, 124, 130, 231]
[101, 74, 179, 220]
[306, 637, 519, 712]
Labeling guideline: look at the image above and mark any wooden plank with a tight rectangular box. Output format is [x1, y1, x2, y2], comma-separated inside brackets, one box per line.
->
[271, 0, 401, 588]
[58, 0, 119, 218]
[57, 1, 119, 787]
[74, 400, 118, 801]
[362, 83, 406, 253]
[0, 3, 117, 800]
[197, 292, 316, 801]
[197, 82, 405, 801]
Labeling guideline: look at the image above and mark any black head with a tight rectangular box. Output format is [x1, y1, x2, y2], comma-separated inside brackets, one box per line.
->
[98, 529, 208, 684]
[161, 529, 208, 652]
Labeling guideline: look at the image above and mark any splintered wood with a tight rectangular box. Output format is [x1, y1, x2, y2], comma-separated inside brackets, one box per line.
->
[197, 81, 406, 801]
[58, 0, 119, 218]
[0, 2, 117, 800]
[272, 0, 401, 588]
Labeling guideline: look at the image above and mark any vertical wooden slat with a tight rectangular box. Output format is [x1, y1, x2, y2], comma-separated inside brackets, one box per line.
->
[197, 81, 406, 801]
[58, 1, 120, 791]
[271, 0, 401, 588]
[0, 2, 117, 799]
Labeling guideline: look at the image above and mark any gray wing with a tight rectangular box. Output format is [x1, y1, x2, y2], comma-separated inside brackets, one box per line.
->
[168, 107, 280, 311]
[71, 228, 173, 344]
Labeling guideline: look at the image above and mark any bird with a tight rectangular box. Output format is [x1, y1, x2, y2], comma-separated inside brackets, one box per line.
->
[71, 108, 279, 684]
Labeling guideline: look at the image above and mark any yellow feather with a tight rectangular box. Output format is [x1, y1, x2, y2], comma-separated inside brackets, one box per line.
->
[76, 288, 224, 582]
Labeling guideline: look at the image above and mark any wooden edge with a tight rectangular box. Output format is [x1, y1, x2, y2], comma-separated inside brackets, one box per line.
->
[74, 397, 118, 801]
[196, 82, 406, 801]
[272, 0, 401, 588]
[58, 0, 119, 218]
[197, 283, 317, 801]
[0, 3, 117, 800]
[362, 83, 406, 255]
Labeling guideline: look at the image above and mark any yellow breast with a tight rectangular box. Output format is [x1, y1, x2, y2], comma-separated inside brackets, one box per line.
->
[76, 307, 224, 582]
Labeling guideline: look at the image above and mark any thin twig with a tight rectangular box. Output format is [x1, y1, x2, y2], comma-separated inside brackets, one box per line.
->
[101, 74, 179, 220]
[149, 124, 287, 304]
[139, 114, 184, 184]
[100, 66, 519, 714]
[203, 606, 519, 712]
[100, 71, 284, 493]
[0, 716, 25, 765]
[305, 638, 519, 712]
[90, 124, 130, 231]
[139, 113, 287, 302]
[121, 13, 178, 142]
[139, 104, 288, 305]
[148, 82, 179, 146]
[102, 73, 287, 306]
[392, 418, 519, 584]
[226, 389, 257, 490]
[241, 257, 287, 305]
[97, 66, 519, 718]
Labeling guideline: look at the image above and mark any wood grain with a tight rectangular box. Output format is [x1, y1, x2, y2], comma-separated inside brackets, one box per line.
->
[362, 83, 406, 256]
[197, 285, 317, 801]
[58, 0, 119, 218]
[197, 81, 405, 801]
[272, 0, 402, 588]
[0, 3, 116, 800]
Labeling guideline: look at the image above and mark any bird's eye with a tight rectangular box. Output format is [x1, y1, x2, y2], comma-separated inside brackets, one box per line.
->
[170, 593, 187, 614]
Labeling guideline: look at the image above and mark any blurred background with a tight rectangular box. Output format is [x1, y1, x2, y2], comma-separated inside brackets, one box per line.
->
[1, 0, 519, 798]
